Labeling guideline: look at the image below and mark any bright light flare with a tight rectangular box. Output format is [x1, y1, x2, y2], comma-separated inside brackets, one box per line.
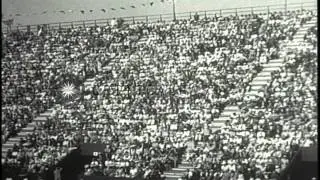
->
[61, 82, 76, 98]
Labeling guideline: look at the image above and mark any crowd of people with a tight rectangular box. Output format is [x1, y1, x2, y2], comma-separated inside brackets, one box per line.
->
[304, 25, 317, 48]
[1, 24, 102, 144]
[74, 11, 284, 179]
[183, 21, 317, 180]
[1, 8, 317, 180]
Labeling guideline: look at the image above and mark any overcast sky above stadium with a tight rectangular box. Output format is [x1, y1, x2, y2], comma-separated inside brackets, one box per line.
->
[2, 0, 314, 26]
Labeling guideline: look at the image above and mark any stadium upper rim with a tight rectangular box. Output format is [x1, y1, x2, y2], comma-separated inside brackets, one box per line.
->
[1, 1, 317, 34]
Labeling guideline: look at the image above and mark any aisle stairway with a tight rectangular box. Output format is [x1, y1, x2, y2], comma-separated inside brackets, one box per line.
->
[286, 18, 318, 50]
[161, 154, 194, 180]
[2, 107, 56, 157]
[208, 17, 317, 132]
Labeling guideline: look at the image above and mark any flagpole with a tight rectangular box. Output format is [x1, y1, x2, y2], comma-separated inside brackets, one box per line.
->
[285, 0, 287, 16]
[173, 0, 176, 21]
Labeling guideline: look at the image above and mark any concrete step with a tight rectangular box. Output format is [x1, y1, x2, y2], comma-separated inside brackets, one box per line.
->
[219, 114, 230, 117]
[263, 63, 282, 68]
[222, 108, 237, 112]
[163, 172, 185, 176]
[254, 76, 272, 81]
[209, 125, 221, 132]
[8, 137, 21, 143]
[262, 67, 280, 72]
[256, 71, 271, 77]
[269, 59, 283, 63]
[292, 39, 304, 43]
[28, 122, 38, 127]
[224, 106, 239, 111]
[164, 177, 181, 180]
[180, 161, 192, 166]
[34, 116, 47, 122]
[250, 85, 262, 90]
[46, 108, 55, 113]
[12, 132, 26, 138]
[40, 112, 52, 117]
[295, 31, 306, 35]
[293, 35, 306, 39]
[285, 72, 295, 77]
[286, 43, 303, 47]
[172, 168, 194, 172]
[163, 175, 182, 180]
[23, 126, 35, 132]
[250, 81, 268, 88]
[17, 131, 31, 136]
[215, 116, 230, 121]
[4, 141, 16, 145]
[210, 121, 226, 127]
[178, 164, 194, 169]
[3, 143, 15, 149]
[221, 110, 238, 115]
[303, 22, 317, 27]
[251, 80, 268, 86]
[245, 91, 260, 96]
[209, 124, 221, 128]
[300, 25, 315, 30]
[85, 78, 95, 82]
[306, 19, 317, 24]
[294, 34, 305, 39]
[163, 174, 183, 179]
[250, 108, 266, 112]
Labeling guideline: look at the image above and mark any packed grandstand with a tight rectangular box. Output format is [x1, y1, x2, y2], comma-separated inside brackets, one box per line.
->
[1, 4, 317, 180]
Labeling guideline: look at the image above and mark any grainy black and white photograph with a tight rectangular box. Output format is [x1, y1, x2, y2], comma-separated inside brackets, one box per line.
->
[1, 0, 318, 179]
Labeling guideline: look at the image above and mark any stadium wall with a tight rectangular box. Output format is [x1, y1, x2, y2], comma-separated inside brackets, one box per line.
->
[281, 145, 318, 180]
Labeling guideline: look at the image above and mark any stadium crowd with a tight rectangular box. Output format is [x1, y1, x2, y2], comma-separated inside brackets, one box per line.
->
[183, 25, 317, 180]
[1, 8, 317, 180]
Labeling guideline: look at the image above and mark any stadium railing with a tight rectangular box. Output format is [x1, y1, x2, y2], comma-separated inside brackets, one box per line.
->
[2, 1, 317, 34]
